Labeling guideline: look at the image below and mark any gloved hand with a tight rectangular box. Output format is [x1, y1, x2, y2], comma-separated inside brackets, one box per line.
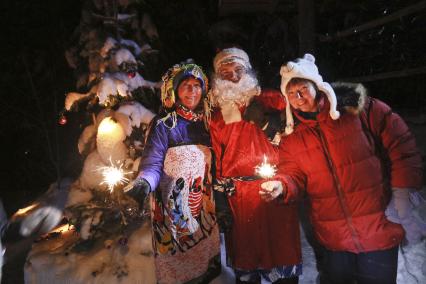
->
[19, 178, 71, 237]
[213, 190, 233, 233]
[259, 181, 285, 202]
[123, 177, 151, 206]
[385, 188, 426, 245]
[243, 100, 266, 128]
[20, 206, 63, 237]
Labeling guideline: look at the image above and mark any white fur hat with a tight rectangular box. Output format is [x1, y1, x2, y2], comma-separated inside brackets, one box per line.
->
[213, 47, 252, 72]
[280, 54, 340, 134]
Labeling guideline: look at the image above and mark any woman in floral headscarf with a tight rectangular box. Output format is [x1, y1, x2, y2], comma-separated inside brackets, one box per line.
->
[125, 63, 220, 284]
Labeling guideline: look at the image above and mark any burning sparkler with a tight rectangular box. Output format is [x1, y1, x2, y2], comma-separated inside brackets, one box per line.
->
[255, 155, 277, 179]
[98, 159, 132, 192]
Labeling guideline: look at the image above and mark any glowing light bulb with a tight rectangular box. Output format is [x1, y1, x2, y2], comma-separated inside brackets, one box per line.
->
[98, 117, 118, 134]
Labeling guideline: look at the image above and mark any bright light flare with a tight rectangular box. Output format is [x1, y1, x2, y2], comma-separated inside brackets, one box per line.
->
[98, 117, 119, 135]
[255, 155, 277, 179]
[51, 224, 75, 233]
[13, 203, 39, 218]
[98, 159, 131, 192]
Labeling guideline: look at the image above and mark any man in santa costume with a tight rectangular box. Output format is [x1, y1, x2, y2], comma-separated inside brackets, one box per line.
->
[209, 47, 302, 284]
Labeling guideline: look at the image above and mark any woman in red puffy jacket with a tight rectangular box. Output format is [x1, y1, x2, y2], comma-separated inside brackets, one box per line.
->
[261, 54, 423, 284]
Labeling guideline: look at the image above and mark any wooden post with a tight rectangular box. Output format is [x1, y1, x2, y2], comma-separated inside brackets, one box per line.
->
[298, 0, 316, 55]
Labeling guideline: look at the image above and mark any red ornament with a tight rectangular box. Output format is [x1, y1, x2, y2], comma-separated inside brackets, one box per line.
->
[127, 72, 136, 79]
[58, 115, 67, 125]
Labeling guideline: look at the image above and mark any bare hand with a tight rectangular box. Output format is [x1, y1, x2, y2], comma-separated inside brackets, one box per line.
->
[259, 181, 284, 202]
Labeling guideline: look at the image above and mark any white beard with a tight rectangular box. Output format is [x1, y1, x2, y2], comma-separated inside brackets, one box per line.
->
[210, 72, 261, 108]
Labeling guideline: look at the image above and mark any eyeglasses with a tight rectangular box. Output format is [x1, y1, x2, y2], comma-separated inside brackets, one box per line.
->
[219, 66, 246, 81]
[287, 85, 310, 100]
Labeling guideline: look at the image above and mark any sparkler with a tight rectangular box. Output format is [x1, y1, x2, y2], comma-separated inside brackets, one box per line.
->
[98, 158, 134, 226]
[254, 155, 277, 179]
[98, 159, 132, 192]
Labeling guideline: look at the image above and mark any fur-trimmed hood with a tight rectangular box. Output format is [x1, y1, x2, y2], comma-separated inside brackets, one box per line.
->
[332, 82, 367, 115]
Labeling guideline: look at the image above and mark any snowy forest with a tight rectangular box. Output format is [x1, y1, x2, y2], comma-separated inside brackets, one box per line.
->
[1, 0, 426, 283]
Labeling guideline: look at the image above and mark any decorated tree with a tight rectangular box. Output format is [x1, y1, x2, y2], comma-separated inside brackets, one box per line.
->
[15, 1, 165, 282]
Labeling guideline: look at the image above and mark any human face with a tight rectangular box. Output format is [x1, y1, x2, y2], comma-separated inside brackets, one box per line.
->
[218, 62, 246, 83]
[177, 77, 203, 110]
[286, 80, 318, 113]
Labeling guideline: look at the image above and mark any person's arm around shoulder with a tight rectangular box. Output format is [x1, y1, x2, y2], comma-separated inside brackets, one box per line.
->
[253, 88, 286, 112]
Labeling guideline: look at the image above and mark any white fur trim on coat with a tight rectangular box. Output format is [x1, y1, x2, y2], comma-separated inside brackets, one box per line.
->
[213, 47, 252, 72]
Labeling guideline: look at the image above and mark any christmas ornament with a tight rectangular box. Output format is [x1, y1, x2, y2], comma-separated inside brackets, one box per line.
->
[59, 115, 67, 125]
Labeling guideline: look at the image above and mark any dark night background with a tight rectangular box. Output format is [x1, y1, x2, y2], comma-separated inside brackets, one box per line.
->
[1, 0, 425, 216]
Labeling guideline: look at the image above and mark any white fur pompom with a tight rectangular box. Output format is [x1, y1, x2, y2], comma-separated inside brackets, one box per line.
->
[303, 53, 315, 63]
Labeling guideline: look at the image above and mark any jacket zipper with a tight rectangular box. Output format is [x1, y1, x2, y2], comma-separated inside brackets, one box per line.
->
[316, 124, 364, 252]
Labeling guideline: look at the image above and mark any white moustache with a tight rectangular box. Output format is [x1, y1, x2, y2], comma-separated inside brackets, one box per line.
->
[211, 73, 260, 107]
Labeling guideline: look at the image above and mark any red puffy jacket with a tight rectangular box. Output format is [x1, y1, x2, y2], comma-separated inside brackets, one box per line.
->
[277, 84, 422, 253]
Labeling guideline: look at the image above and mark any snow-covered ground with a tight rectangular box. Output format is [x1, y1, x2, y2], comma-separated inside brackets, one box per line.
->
[2, 212, 425, 283]
[397, 241, 426, 284]
[210, 228, 319, 284]
[211, 228, 426, 284]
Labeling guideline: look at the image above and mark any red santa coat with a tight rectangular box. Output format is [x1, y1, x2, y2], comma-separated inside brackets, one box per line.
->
[210, 89, 301, 270]
[276, 92, 422, 253]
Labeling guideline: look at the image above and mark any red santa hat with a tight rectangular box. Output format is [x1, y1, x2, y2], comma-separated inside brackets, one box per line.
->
[213, 47, 252, 72]
[280, 54, 340, 134]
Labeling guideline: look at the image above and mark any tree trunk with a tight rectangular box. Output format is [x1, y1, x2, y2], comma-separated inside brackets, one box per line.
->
[298, 0, 315, 55]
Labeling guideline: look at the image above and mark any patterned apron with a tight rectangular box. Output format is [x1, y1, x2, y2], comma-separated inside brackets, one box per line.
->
[151, 145, 220, 284]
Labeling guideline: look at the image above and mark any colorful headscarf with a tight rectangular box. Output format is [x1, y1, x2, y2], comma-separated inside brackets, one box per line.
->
[161, 63, 208, 109]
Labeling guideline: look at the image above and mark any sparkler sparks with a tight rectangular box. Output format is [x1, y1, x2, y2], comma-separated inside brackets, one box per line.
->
[98, 159, 132, 192]
[255, 155, 277, 179]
